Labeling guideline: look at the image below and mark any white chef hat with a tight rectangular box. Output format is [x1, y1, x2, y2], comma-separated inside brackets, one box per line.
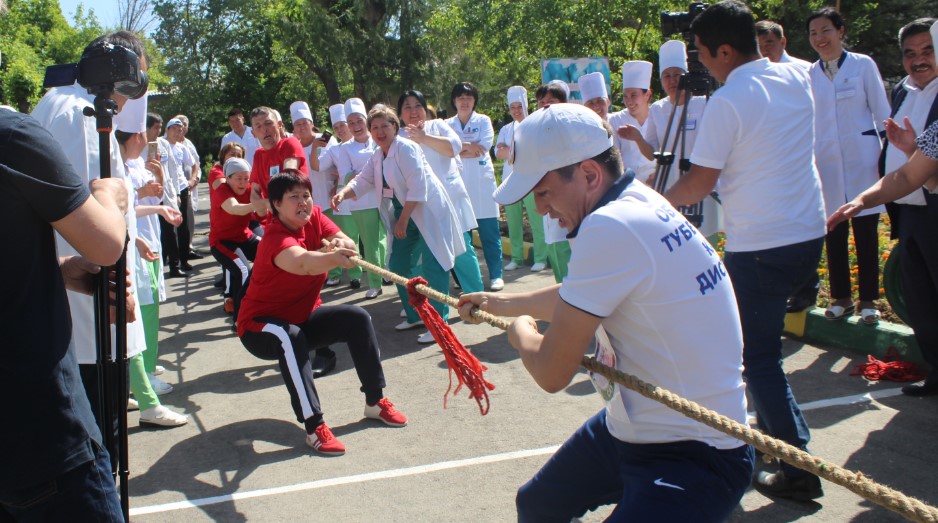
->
[578, 72, 608, 102]
[548, 79, 571, 100]
[329, 104, 346, 125]
[507, 86, 528, 116]
[621, 60, 653, 90]
[114, 95, 147, 133]
[290, 101, 313, 124]
[931, 19, 938, 51]
[659, 40, 688, 75]
[344, 98, 367, 118]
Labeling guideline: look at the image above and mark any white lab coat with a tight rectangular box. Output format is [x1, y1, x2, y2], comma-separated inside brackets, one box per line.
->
[608, 109, 656, 181]
[400, 119, 477, 232]
[126, 158, 166, 306]
[31, 83, 146, 363]
[446, 112, 499, 219]
[321, 137, 380, 215]
[809, 52, 889, 219]
[347, 136, 466, 270]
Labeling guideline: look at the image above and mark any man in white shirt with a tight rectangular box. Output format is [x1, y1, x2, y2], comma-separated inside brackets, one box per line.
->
[881, 17, 938, 396]
[665, 0, 827, 501]
[458, 104, 752, 521]
[159, 118, 197, 276]
[756, 20, 812, 69]
[174, 114, 203, 258]
[221, 108, 259, 166]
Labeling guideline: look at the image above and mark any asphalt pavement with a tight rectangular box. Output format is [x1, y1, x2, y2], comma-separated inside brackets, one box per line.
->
[126, 194, 938, 522]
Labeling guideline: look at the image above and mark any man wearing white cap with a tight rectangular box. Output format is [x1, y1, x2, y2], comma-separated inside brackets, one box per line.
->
[221, 108, 260, 166]
[666, 1, 826, 500]
[313, 98, 386, 299]
[621, 40, 723, 238]
[248, 106, 308, 216]
[578, 71, 611, 121]
[329, 103, 354, 143]
[159, 117, 198, 276]
[496, 86, 547, 273]
[457, 103, 752, 521]
[608, 61, 656, 181]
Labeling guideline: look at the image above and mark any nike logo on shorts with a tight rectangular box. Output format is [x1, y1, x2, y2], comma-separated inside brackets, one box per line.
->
[653, 478, 685, 491]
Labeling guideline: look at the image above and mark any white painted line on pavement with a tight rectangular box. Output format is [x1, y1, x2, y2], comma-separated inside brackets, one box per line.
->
[131, 387, 907, 516]
[130, 445, 560, 516]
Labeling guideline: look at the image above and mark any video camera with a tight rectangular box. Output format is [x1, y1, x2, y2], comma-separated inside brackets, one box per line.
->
[42, 41, 148, 99]
[660, 2, 713, 96]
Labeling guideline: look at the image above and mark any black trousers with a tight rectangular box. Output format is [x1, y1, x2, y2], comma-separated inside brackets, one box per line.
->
[239, 304, 386, 433]
[160, 189, 192, 268]
[211, 236, 259, 319]
[825, 213, 880, 302]
[898, 202, 938, 377]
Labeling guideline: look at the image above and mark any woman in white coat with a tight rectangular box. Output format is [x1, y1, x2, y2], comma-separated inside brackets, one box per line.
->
[807, 7, 890, 324]
[333, 107, 466, 344]
[445, 82, 504, 291]
[397, 89, 485, 294]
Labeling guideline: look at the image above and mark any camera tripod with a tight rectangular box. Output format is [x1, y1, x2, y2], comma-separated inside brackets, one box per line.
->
[84, 85, 131, 521]
[651, 69, 719, 228]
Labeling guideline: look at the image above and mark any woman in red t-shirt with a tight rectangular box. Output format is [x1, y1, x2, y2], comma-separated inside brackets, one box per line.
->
[208, 142, 246, 196]
[237, 170, 407, 455]
[210, 158, 260, 321]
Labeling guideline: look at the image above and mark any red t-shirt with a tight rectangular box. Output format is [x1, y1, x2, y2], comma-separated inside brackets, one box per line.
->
[249, 136, 309, 198]
[208, 164, 225, 198]
[237, 209, 340, 336]
[209, 183, 253, 249]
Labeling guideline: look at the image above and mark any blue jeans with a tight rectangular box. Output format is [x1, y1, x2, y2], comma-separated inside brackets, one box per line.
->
[723, 237, 823, 478]
[517, 410, 753, 523]
[0, 441, 123, 522]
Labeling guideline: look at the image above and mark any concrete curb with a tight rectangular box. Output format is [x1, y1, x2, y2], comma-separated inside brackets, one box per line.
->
[784, 308, 923, 364]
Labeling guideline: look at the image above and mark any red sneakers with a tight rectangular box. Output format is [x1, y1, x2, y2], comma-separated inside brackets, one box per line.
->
[306, 424, 346, 456]
[223, 297, 234, 315]
[364, 398, 408, 427]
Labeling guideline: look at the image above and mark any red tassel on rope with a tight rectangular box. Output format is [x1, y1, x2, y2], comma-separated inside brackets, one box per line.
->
[850, 346, 926, 383]
[406, 277, 495, 415]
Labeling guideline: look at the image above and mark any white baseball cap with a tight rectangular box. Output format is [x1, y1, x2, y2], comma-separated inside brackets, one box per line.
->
[493, 103, 613, 205]
[622, 60, 653, 90]
[507, 86, 528, 116]
[165, 118, 183, 129]
[578, 72, 608, 102]
[659, 40, 688, 75]
[329, 104, 346, 125]
[344, 98, 367, 118]
[290, 101, 313, 124]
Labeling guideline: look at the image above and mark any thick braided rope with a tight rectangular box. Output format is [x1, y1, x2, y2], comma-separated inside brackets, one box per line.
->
[335, 249, 938, 522]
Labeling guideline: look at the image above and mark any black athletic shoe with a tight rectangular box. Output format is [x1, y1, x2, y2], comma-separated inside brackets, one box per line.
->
[349, 279, 361, 289]
[167, 267, 189, 279]
[188, 250, 205, 259]
[902, 379, 938, 396]
[311, 348, 337, 378]
[754, 470, 823, 501]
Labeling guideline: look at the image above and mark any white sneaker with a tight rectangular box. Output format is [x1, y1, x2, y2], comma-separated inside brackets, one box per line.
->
[400, 309, 408, 318]
[365, 288, 382, 299]
[530, 262, 546, 273]
[153, 365, 165, 375]
[395, 319, 424, 331]
[504, 261, 520, 271]
[147, 373, 173, 396]
[489, 278, 505, 291]
[127, 398, 139, 412]
[417, 331, 436, 344]
[139, 405, 188, 427]
[325, 277, 341, 287]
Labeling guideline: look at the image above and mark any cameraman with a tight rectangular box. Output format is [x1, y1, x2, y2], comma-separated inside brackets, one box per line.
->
[31, 31, 150, 475]
[665, 0, 827, 500]
[0, 105, 128, 518]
